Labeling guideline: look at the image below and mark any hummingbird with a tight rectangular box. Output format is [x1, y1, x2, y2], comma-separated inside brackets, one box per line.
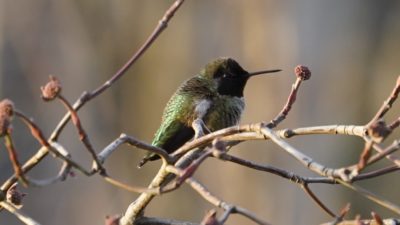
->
[138, 57, 280, 167]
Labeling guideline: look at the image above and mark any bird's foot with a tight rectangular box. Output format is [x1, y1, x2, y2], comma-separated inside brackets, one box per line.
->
[192, 118, 210, 139]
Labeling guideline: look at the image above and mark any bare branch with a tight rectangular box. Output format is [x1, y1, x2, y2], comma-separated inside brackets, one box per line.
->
[3, 133, 28, 186]
[336, 179, 400, 215]
[186, 177, 271, 225]
[135, 216, 199, 225]
[0, 201, 41, 225]
[96, 133, 171, 168]
[56, 94, 105, 173]
[259, 126, 344, 179]
[302, 184, 336, 218]
[367, 75, 400, 126]
[320, 218, 400, 225]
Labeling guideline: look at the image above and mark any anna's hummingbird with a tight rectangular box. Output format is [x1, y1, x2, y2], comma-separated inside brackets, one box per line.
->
[138, 57, 280, 167]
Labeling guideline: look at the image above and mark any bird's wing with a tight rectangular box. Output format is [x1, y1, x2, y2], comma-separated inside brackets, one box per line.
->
[152, 93, 195, 151]
[138, 93, 195, 167]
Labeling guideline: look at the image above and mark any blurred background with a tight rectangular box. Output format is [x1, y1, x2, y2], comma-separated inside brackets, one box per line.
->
[1, 0, 400, 224]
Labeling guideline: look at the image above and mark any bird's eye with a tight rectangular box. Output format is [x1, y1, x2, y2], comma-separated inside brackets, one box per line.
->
[222, 74, 228, 78]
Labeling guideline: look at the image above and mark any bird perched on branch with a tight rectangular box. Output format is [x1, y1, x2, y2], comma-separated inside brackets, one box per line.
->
[138, 57, 280, 167]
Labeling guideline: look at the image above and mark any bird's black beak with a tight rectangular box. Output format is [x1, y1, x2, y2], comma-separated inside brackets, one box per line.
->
[247, 69, 281, 77]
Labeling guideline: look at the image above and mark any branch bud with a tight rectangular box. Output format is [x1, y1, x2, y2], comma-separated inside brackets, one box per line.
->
[41, 75, 62, 101]
[6, 183, 27, 208]
[104, 215, 120, 225]
[367, 119, 391, 143]
[294, 65, 311, 80]
[0, 99, 14, 137]
[0, 99, 14, 117]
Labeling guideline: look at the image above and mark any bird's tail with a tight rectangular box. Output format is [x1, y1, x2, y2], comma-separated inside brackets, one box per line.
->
[137, 153, 160, 168]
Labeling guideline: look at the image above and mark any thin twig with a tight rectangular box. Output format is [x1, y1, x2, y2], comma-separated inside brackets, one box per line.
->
[0, 201, 41, 225]
[56, 95, 105, 173]
[119, 162, 171, 225]
[267, 65, 310, 128]
[135, 217, 199, 225]
[259, 126, 342, 179]
[103, 175, 160, 195]
[327, 203, 351, 225]
[97, 133, 171, 167]
[3, 133, 28, 186]
[186, 177, 271, 225]
[175, 148, 213, 185]
[364, 140, 400, 166]
[302, 184, 336, 217]
[367, 75, 400, 126]
[1, 142, 93, 192]
[368, 138, 400, 167]
[336, 179, 400, 215]
[320, 218, 400, 225]
[26, 162, 70, 187]
[218, 152, 310, 183]
[357, 140, 373, 171]
[14, 110, 95, 175]
[174, 124, 366, 157]
[352, 165, 400, 181]
[389, 116, 400, 130]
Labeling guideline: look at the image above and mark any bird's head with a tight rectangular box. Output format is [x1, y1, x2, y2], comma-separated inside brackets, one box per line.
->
[200, 57, 280, 97]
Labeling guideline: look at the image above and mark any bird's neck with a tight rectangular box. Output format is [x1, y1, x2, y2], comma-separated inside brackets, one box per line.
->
[217, 78, 248, 97]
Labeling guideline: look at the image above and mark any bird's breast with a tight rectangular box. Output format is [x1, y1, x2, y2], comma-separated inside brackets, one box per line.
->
[203, 96, 245, 131]
[194, 99, 212, 119]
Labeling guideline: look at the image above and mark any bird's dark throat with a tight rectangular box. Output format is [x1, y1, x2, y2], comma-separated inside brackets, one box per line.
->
[217, 77, 248, 97]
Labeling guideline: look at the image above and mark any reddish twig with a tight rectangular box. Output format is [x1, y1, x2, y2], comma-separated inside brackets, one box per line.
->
[0, 99, 27, 186]
[56, 94, 105, 173]
[1, 110, 96, 191]
[266, 65, 311, 128]
[175, 149, 212, 186]
[172, 140, 226, 187]
[14, 111, 50, 148]
[389, 116, 400, 130]
[371, 212, 384, 225]
[200, 209, 218, 225]
[364, 140, 400, 166]
[14, 110, 94, 174]
[326, 203, 351, 225]
[336, 203, 351, 223]
[105, 215, 120, 225]
[357, 140, 373, 171]
[3, 134, 28, 187]
[40, 76, 105, 173]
